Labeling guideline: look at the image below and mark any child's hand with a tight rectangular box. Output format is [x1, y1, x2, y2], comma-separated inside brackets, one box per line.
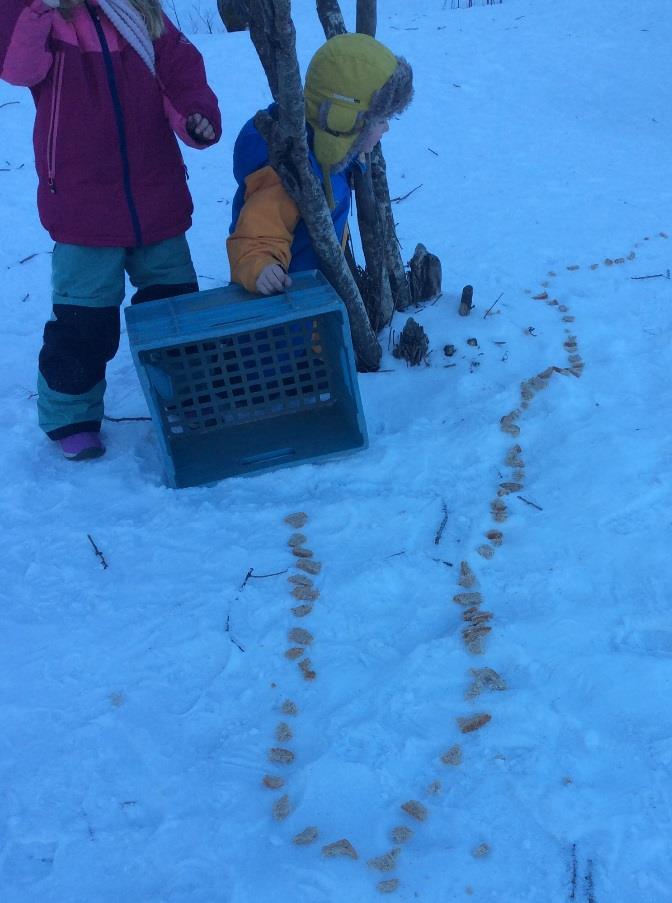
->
[186, 113, 216, 143]
[256, 264, 292, 295]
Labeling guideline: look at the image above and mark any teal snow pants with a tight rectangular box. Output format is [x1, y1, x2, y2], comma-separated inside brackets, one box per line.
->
[38, 236, 198, 440]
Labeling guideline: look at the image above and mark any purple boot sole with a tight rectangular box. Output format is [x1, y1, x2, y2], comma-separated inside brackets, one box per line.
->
[59, 431, 106, 461]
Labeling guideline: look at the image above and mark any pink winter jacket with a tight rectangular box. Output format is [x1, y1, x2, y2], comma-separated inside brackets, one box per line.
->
[0, 0, 222, 247]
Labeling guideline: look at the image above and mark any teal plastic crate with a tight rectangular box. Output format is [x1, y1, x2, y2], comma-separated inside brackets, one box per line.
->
[124, 271, 368, 488]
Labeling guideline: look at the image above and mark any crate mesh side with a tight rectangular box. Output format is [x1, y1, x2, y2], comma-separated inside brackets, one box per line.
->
[142, 317, 334, 436]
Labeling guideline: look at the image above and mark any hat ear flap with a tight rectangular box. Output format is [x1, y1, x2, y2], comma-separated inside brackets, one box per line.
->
[323, 101, 362, 136]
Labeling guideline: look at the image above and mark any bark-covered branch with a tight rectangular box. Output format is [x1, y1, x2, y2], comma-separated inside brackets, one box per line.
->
[248, 0, 381, 370]
[316, 0, 412, 322]
[356, 0, 376, 36]
[316, 0, 347, 38]
[217, 0, 249, 31]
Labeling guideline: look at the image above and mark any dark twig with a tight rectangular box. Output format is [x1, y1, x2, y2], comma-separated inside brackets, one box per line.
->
[103, 414, 151, 423]
[427, 147, 439, 156]
[390, 183, 422, 204]
[517, 495, 543, 511]
[630, 273, 665, 280]
[87, 534, 109, 569]
[585, 858, 595, 903]
[483, 292, 503, 319]
[569, 844, 577, 900]
[240, 566, 288, 589]
[225, 614, 245, 652]
[0, 101, 20, 109]
[385, 550, 406, 559]
[434, 500, 448, 545]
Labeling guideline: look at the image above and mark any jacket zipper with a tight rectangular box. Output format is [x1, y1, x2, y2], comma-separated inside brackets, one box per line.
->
[46, 51, 65, 193]
[86, 2, 143, 246]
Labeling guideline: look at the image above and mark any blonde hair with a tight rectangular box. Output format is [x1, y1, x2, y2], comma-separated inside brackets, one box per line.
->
[129, 0, 165, 40]
[60, 1, 165, 40]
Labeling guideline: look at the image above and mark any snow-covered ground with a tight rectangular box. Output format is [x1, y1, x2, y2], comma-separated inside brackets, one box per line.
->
[1, 1, 671, 900]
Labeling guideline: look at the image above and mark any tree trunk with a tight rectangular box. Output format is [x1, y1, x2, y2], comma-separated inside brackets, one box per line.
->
[315, 0, 346, 38]
[217, 0, 249, 31]
[247, 0, 381, 371]
[352, 164, 394, 330]
[317, 0, 412, 321]
[370, 146, 413, 311]
[356, 0, 376, 36]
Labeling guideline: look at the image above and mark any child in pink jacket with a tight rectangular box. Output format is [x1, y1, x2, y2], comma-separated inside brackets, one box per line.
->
[0, 0, 222, 460]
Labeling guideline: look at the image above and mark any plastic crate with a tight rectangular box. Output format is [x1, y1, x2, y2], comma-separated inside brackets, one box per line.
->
[124, 270, 368, 487]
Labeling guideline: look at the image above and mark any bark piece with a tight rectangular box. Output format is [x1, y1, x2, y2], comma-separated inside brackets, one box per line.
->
[486, 530, 503, 546]
[292, 585, 320, 602]
[281, 699, 299, 716]
[393, 317, 429, 366]
[297, 559, 322, 575]
[458, 284, 474, 316]
[391, 825, 413, 844]
[465, 668, 507, 700]
[459, 561, 477, 588]
[289, 627, 314, 646]
[322, 838, 359, 859]
[275, 722, 293, 742]
[285, 512, 308, 528]
[453, 591, 482, 607]
[457, 713, 491, 734]
[299, 658, 317, 680]
[463, 624, 492, 654]
[408, 243, 442, 303]
[288, 573, 313, 587]
[263, 774, 285, 789]
[285, 646, 304, 660]
[273, 794, 291, 821]
[472, 843, 491, 858]
[293, 547, 314, 558]
[268, 747, 295, 764]
[401, 800, 428, 822]
[368, 848, 401, 872]
[292, 603, 314, 618]
[288, 532, 307, 547]
[293, 826, 319, 846]
[477, 544, 495, 560]
[378, 879, 400, 894]
[441, 744, 463, 766]
[504, 444, 524, 467]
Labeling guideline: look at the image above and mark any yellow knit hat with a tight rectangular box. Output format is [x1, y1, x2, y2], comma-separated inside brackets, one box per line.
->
[304, 33, 412, 207]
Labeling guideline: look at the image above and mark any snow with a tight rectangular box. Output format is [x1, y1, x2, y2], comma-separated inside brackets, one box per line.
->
[1, 0, 671, 900]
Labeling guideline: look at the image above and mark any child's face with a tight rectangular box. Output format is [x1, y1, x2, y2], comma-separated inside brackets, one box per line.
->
[360, 118, 390, 154]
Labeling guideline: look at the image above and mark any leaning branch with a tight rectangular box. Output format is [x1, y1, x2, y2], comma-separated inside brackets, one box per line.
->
[248, 0, 381, 370]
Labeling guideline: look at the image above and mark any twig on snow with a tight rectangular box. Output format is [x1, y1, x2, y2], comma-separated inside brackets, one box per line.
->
[517, 495, 543, 511]
[240, 566, 288, 590]
[391, 183, 422, 204]
[585, 858, 596, 903]
[225, 614, 245, 653]
[87, 534, 108, 569]
[569, 843, 578, 900]
[434, 500, 448, 545]
[103, 414, 151, 422]
[483, 292, 503, 319]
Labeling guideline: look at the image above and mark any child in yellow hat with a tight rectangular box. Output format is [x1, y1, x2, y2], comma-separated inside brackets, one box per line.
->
[227, 33, 413, 295]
